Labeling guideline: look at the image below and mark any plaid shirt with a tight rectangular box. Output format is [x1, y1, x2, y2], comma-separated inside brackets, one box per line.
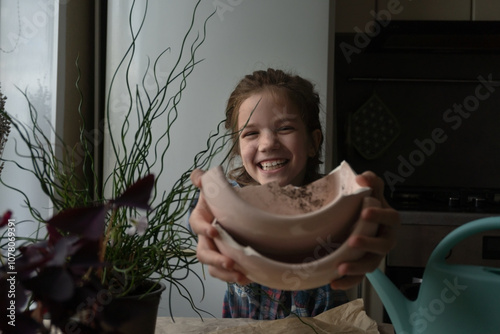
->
[222, 282, 348, 319]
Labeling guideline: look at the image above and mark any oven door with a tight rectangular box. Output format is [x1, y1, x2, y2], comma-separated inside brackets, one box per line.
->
[334, 28, 500, 213]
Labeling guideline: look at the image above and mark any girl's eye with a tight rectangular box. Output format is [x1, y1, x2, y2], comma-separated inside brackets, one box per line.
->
[242, 131, 258, 138]
[278, 126, 294, 132]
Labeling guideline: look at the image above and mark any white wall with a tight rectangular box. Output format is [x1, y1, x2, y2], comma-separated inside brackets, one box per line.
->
[106, 0, 330, 318]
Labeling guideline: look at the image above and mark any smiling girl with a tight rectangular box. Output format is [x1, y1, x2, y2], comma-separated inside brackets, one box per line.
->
[190, 68, 400, 319]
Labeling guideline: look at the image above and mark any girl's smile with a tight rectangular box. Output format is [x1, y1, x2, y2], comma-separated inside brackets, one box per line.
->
[237, 91, 321, 186]
[259, 159, 288, 171]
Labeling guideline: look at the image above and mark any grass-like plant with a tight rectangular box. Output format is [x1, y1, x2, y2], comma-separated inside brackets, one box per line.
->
[0, 0, 231, 326]
[0, 84, 10, 176]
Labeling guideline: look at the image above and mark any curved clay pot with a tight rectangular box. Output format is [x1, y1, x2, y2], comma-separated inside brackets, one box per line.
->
[213, 197, 380, 290]
[201, 161, 371, 259]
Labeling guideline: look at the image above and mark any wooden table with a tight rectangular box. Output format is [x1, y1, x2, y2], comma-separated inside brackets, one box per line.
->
[154, 317, 394, 333]
[154, 299, 395, 334]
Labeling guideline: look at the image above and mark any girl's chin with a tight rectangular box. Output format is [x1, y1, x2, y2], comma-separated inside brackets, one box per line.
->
[257, 171, 292, 186]
[258, 168, 306, 187]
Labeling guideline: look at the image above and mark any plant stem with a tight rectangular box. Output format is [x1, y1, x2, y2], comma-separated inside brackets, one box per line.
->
[99, 206, 117, 278]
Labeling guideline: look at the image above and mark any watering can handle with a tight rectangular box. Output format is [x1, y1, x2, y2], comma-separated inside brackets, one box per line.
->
[427, 216, 500, 266]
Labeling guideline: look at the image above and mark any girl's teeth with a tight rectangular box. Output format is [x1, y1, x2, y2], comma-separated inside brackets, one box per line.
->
[260, 160, 286, 171]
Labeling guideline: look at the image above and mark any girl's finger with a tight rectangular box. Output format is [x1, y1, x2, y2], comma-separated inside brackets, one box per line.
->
[190, 168, 205, 188]
[336, 252, 383, 276]
[361, 206, 401, 229]
[348, 232, 397, 256]
[188, 193, 219, 238]
[196, 235, 232, 269]
[207, 265, 252, 285]
[197, 236, 250, 284]
[330, 275, 364, 290]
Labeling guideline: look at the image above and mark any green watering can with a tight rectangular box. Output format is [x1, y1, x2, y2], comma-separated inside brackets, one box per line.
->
[367, 216, 500, 334]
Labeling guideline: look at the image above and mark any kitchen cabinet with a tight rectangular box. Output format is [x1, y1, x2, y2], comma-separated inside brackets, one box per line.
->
[376, 0, 471, 21]
[334, 0, 377, 33]
[334, 0, 471, 33]
[334, 0, 500, 33]
[474, 0, 500, 20]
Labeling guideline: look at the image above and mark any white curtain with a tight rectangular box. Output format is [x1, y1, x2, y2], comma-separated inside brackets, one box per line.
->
[0, 0, 59, 233]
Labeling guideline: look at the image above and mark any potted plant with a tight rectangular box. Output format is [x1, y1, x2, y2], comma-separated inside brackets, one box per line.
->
[0, 0, 230, 332]
[1, 174, 160, 333]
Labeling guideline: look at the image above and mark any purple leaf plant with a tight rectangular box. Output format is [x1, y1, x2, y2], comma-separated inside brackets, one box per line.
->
[0, 174, 154, 333]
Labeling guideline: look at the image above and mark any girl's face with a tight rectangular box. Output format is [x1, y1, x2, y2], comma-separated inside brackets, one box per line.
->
[237, 92, 321, 186]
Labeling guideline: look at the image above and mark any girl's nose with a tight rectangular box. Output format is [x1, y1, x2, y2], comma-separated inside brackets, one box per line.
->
[258, 130, 280, 151]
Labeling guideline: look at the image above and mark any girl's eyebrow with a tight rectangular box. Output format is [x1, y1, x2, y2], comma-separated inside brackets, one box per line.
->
[239, 122, 256, 132]
[276, 115, 300, 124]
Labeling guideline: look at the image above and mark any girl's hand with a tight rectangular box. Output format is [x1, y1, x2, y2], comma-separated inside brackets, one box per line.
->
[330, 171, 400, 290]
[189, 169, 251, 285]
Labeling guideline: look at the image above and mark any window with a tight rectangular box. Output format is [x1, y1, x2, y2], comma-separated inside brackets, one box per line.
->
[0, 0, 59, 233]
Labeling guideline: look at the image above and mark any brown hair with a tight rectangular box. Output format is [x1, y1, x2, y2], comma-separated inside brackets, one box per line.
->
[225, 68, 323, 186]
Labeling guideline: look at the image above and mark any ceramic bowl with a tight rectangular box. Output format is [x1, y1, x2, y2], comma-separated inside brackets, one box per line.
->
[212, 197, 380, 290]
[200, 161, 372, 259]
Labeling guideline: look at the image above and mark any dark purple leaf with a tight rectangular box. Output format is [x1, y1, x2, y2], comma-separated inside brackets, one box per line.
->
[112, 174, 155, 210]
[1, 210, 12, 227]
[47, 205, 107, 241]
[46, 223, 63, 245]
[46, 236, 80, 267]
[43, 283, 103, 328]
[15, 237, 81, 279]
[24, 267, 75, 302]
[15, 242, 55, 278]
[67, 240, 102, 277]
